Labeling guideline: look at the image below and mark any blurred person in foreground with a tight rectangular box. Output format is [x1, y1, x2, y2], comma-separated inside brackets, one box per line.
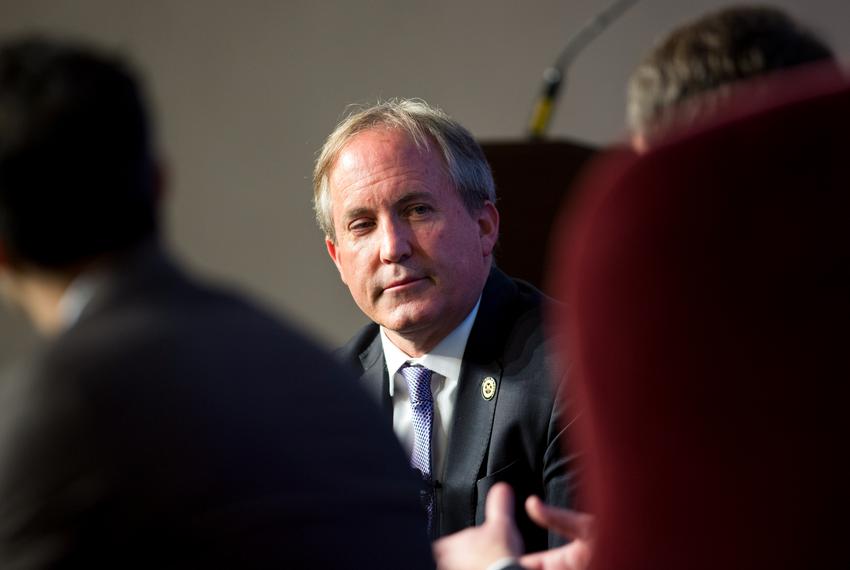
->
[433, 5, 839, 569]
[0, 36, 433, 569]
[627, 4, 835, 151]
[314, 99, 573, 551]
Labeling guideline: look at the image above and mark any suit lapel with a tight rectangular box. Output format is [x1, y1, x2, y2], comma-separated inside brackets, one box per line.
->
[358, 334, 394, 423]
[441, 358, 502, 531]
[440, 267, 518, 532]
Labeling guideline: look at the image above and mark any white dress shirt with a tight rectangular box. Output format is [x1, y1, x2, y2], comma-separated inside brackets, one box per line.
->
[380, 297, 481, 481]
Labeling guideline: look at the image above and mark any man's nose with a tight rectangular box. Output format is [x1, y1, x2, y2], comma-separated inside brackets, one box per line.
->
[379, 219, 413, 263]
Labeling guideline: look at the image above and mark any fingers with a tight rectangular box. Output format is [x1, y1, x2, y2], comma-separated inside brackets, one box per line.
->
[485, 482, 516, 525]
[431, 531, 459, 561]
[525, 495, 594, 540]
[432, 484, 523, 569]
[485, 483, 525, 557]
[517, 550, 547, 570]
[519, 542, 593, 570]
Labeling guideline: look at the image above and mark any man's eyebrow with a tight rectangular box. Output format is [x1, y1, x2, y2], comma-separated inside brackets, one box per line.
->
[341, 191, 435, 223]
[394, 191, 433, 206]
[342, 207, 373, 222]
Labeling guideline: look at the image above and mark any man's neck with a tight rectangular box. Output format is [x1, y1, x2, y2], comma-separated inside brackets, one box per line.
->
[7, 269, 75, 336]
[0, 253, 113, 336]
[381, 297, 484, 359]
[382, 328, 443, 358]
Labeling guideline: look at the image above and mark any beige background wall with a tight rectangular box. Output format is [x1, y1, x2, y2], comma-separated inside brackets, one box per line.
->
[1, 0, 847, 366]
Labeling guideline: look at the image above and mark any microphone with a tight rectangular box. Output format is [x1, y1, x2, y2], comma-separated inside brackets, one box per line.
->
[528, 0, 641, 139]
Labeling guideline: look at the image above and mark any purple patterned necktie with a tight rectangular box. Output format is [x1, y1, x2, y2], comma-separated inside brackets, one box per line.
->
[399, 363, 435, 535]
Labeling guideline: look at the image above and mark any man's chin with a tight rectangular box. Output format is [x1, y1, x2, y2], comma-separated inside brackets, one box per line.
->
[377, 304, 439, 336]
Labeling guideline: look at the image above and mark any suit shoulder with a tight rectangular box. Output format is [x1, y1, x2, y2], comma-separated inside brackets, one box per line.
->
[494, 273, 565, 378]
[334, 322, 381, 369]
[508, 276, 565, 347]
[511, 276, 559, 314]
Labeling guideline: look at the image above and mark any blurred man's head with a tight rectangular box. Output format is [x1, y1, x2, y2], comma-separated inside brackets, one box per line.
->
[0, 36, 159, 274]
[627, 5, 835, 150]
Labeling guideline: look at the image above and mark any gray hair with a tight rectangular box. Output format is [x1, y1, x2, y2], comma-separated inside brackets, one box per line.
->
[313, 98, 496, 242]
[626, 5, 834, 142]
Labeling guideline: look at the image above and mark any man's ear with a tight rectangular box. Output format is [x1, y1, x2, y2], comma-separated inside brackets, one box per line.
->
[325, 237, 347, 284]
[477, 201, 500, 258]
[631, 133, 649, 154]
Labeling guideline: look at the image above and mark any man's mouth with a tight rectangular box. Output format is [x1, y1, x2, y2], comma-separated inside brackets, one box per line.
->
[383, 276, 428, 292]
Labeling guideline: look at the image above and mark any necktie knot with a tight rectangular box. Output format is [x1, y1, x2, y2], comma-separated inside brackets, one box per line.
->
[400, 364, 433, 404]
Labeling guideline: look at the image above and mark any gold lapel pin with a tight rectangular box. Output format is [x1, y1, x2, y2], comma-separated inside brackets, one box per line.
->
[481, 377, 497, 401]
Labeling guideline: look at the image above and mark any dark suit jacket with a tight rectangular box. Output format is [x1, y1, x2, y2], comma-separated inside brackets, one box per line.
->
[0, 243, 434, 569]
[338, 267, 572, 552]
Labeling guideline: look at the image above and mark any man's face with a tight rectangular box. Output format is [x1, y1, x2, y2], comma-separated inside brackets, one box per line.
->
[325, 128, 499, 355]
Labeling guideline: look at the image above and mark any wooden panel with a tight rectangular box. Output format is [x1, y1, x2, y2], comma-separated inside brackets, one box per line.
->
[482, 140, 596, 291]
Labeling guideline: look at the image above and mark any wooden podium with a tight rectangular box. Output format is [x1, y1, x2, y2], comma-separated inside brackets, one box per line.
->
[481, 139, 596, 291]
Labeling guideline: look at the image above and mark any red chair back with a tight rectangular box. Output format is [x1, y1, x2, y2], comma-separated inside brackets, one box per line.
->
[553, 63, 850, 569]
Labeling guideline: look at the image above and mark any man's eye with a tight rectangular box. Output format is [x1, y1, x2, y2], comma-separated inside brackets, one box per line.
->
[348, 219, 375, 233]
[406, 204, 432, 217]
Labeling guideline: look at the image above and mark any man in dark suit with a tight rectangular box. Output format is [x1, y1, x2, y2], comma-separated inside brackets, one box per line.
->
[313, 99, 571, 552]
[0, 36, 433, 569]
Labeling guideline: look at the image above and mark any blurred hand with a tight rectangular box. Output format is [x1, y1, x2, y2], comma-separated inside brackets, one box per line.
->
[432, 482, 523, 570]
[518, 497, 594, 570]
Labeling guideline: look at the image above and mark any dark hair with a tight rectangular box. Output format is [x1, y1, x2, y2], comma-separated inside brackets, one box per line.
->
[0, 36, 157, 269]
[628, 6, 835, 141]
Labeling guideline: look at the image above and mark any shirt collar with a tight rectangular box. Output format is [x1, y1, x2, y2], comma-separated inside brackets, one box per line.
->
[56, 267, 108, 331]
[381, 296, 482, 396]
